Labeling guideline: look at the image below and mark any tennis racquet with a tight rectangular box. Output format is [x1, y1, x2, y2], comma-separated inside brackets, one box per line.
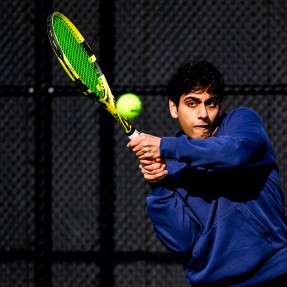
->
[47, 12, 140, 139]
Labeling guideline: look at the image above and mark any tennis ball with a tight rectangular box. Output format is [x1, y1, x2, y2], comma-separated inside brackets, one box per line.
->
[116, 93, 142, 120]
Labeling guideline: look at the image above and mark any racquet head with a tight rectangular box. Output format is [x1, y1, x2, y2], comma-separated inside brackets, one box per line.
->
[47, 12, 139, 139]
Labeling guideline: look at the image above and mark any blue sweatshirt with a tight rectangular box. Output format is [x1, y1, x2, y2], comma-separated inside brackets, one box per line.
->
[146, 107, 287, 286]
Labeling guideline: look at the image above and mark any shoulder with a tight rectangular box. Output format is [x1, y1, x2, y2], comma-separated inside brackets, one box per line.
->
[216, 106, 265, 135]
[223, 106, 263, 124]
[227, 106, 260, 117]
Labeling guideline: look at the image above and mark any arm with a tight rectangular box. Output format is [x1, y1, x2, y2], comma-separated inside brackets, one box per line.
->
[146, 179, 200, 253]
[128, 108, 274, 170]
[127, 135, 197, 252]
[162, 108, 275, 169]
[127, 134, 199, 252]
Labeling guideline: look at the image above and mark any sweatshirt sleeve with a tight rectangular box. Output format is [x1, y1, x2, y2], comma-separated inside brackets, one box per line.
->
[160, 107, 276, 170]
[146, 176, 201, 254]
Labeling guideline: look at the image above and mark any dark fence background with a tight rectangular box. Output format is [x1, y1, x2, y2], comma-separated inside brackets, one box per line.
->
[1, 0, 287, 286]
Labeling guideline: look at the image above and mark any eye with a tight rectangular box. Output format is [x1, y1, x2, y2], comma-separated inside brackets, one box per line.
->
[185, 100, 197, 107]
[206, 99, 218, 108]
[188, 101, 196, 107]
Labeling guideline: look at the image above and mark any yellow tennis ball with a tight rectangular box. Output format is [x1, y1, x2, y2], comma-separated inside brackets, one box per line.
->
[116, 93, 142, 120]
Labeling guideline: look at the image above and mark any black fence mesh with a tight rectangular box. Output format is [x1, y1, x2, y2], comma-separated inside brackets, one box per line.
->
[1, 0, 287, 286]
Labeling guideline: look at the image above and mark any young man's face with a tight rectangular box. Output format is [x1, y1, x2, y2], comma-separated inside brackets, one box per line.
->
[169, 90, 222, 139]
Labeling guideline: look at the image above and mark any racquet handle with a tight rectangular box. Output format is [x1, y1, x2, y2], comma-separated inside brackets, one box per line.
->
[127, 127, 140, 140]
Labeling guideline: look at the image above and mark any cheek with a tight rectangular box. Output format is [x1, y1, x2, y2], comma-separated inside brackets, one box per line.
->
[178, 107, 194, 119]
[209, 109, 221, 123]
[177, 111, 191, 126]
[177, 114, 194, 133]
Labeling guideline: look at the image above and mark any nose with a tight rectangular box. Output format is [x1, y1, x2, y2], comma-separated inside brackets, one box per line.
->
[198, 104, 208, 119]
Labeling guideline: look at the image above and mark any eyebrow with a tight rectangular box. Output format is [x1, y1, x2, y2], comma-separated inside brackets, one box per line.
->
[183, 95, 218, 102]
[184, 96, 201, 102]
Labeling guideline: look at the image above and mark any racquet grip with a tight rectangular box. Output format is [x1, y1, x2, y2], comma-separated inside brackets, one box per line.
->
[126, 127, 140, 140]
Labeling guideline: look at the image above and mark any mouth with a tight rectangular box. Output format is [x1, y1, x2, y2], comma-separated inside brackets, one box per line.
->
[195, 125, 210, 130]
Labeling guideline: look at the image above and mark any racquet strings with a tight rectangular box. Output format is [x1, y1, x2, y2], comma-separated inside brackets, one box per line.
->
[53, 16, 105, 98]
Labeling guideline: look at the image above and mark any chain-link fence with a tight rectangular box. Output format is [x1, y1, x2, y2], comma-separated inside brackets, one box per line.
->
[1, 0, 287, 286]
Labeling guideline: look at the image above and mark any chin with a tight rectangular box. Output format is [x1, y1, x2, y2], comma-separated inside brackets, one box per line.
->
[185, 129, 211, 139]
[193, 133, 210, 139]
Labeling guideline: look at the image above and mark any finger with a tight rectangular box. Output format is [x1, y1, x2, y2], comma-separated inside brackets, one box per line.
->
[143, 170, 168, 180]
[140, 159, 157, 165]
[127, 137, 142, 148]
[138, 153, 157, 160]
[136, 146, 151, 158]
[141, 164, 166, 174]
[139, 161, 159, 170]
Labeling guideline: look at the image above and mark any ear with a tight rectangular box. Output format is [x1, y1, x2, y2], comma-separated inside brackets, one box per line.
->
[169, 99, 178, 118]
[219, 103, 223, 115]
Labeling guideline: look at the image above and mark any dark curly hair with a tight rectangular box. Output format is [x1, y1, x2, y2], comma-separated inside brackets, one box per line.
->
[167, 60, 225, 106]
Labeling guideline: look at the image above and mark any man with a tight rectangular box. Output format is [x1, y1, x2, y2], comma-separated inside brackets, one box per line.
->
[127, 60, 287, 286]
